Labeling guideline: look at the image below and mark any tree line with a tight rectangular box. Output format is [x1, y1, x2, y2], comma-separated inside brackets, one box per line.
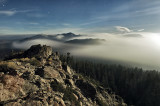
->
[60, 53, 160, 106]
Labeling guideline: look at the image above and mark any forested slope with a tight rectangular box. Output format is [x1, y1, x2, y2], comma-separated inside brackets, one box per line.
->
[60, 54, 160, 106]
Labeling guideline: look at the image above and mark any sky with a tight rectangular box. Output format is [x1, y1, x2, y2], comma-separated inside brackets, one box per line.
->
[0, 0, 160, 70]
[0, 0, 160, 34]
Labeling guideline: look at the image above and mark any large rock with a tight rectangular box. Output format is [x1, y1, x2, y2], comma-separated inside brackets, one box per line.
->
[65, 79, 75, 87]
[44, 67, 60, 79]
[23, 44, 52, 58]
[35, 66, 60, 79]
[75, 80, 97, 101]
[0, 75, 38, 103]
[62, 63, 72, 75]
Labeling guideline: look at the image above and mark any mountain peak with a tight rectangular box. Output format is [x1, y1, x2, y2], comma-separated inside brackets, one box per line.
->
[62, 32, 75, 35]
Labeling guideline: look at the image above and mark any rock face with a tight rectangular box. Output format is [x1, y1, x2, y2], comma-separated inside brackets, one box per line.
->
[23, 44, 52, 58]
[76, 80, 97, 100]
[0, 44, 127, 106]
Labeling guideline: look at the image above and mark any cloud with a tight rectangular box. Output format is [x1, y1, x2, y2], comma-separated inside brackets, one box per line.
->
[62, 23, 71, 26]
[135, 6, 160, 16]
[115, 26, 131, 33]
[80, 20, 102, 26]
[56, 35, 64, 40]
[80, 1, 160, 28]
[138, 29, 144, 32]
[0, 10, 32, 16]
[0, 10, 16, 16]
[123, 34, 143, 38]
[4, 31, 160, 70]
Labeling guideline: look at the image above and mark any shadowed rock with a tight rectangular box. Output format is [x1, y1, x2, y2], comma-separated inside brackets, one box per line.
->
[0, 44, 127, 106]
[23, 44, 52, 58]
[75, 80, 97, 100]
[5, 44, 52, 60]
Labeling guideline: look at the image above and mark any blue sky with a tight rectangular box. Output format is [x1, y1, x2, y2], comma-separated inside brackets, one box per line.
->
[0, 0, 160, 34]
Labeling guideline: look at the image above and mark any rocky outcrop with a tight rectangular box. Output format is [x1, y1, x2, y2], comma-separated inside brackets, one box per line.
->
[23, 44, 52, 58]
[0, 45, 127, 106]
[5, 44, 52, 60]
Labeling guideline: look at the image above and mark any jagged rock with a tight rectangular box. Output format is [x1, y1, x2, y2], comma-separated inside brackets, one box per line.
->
[76, 80, 97, 100]
[62, 63, 72, 75]
[74, 90, 83, 99]
[66, 74, 72, 79]
[60, 99, 66, 106]
[23, 44, 52, 58]
[0, 45, 126, 106]
[65, 79, 75, 87]
[73, 75, 79, 80]
[52, 52, 60, 60]
[4, 102, 22, 106]
[43, 66, 60, 79]
[72, 93, 79, 100]
[23, 100, 43, 106]
[64, 101, 71, 106]
[59, 71, 66, 79]
[35, 66, 61, 79]
[0, 62, 18, 75]
[0, 75, 25, 102]
[0, 75, 38, 103]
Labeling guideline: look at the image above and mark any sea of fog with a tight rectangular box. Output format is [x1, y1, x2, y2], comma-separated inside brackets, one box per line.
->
[12, 32, 160, 71]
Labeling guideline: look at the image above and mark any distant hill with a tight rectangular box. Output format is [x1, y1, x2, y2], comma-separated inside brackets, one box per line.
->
[66, 38, 106, 45]
[18, 32, 81, 43]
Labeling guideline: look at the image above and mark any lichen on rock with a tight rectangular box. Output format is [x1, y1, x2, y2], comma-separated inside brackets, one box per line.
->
[0, 45, 127, 106]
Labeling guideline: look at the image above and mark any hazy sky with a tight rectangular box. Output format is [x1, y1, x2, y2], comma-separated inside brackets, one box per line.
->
[0, 0, 160, 34]
[1, 0, 160, 70]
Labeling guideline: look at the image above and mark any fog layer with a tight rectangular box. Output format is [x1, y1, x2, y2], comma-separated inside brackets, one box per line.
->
[12, 32, 160, 70]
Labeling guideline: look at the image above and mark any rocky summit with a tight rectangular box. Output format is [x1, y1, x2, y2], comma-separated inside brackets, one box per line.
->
[0, 44, 126, 106]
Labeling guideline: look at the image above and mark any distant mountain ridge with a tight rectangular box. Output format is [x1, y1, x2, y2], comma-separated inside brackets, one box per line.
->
[66, 38, 106, 45]
[16, 32, 106, 46]
[18, 32, 81, 43]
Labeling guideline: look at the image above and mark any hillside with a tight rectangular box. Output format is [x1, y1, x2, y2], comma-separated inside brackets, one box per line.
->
[65, 38, 106, 45]
[63, 55, 160, 106]
[0, 44, 126, 106]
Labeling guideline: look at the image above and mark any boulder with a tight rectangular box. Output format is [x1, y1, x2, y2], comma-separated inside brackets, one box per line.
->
[43, 66, 60, 79]
[75, 80, 97, 100]
[35, 66, 60, 79]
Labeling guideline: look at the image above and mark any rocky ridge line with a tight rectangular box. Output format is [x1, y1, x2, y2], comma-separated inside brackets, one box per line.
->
[0, 44, 126, 106]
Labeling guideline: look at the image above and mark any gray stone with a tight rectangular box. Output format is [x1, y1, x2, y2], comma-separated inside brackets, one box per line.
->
[75, 80, 97, 100]
[23, 44, 52, 58]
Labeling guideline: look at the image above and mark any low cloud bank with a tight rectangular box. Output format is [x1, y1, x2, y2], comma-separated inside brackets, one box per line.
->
[12, 32, 160, 70]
